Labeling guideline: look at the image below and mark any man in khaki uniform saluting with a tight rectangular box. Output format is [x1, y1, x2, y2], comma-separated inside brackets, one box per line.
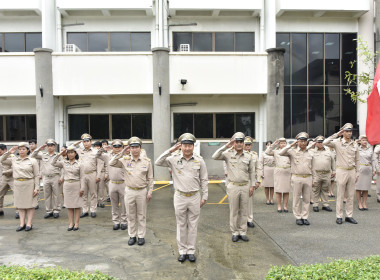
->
[212, 132, 258, 242]
[97, 139, 128, 231]
[31, 139, 62, 219]
[309, 136, 335, 213]
[155, 133, 208, 262]
[324, 123, 359, 224]
[73, 134, 103, 218]
[279, 132, 313, 226]
[111, 137, 153, 246]
[0, 144, 16, 217]
[93, 141, 108, 209]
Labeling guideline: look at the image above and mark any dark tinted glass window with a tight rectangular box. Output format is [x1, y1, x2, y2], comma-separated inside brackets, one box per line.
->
[308, 86, 324, 137]
[173, 32, 192, 52]
[216, 114, 234, 138]
[325, 33, 340, 85]
[194, 114, 213, 138]
[6, 116, 26, 141]
[193, 33, 212, 52]
[276, 33, 290, 85]
[342, 86, 357, 125]
[292, 33, 307, 85]
[90, 115, 109, 139]
[215, 33, 234, 52]
[174, 114, 193, 138]
[236, 113, 255, 138]
[110, 33, 130, 51]
[0, 116, 3, 141]
[235, 32, 254, 52]
[308, 33, 324, 85]
[112, 114, 131, 139]
[325, 86, 340, 136]
[26, 115, 37, 140]
[132, 114, 152, 139]
[284, 86, 291, 138]
[292, 86, 307, 137]
[0, 35, 2, 52]
[88, 33, 108, 52]
[341, 33, 357, 86]
[131, 33, 150, 51]
[67, 33, 87, 51]
[25, 33, 42, 52]
[69, 115, 89, 140]
[4, 33, 24, 52]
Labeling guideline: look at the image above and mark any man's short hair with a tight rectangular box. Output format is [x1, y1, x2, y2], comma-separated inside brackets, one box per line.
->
[101, 139, 108, 145]
[93, 141, 102, 147]
[0, 144, 7, 150]
[28, 139, 37, 144]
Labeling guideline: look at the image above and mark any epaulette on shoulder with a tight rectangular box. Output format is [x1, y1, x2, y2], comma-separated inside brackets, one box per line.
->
[144, 157, 151, 162]
[9, 154, 15, 157]
[251, 151, 257, 155]
[194, 153, 203, 159]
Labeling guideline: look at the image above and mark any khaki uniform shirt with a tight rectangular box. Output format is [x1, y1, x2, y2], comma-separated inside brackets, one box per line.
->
[77, 148, 103, 178]
[265, 144, 291, 169]
[156, 149, 208, 200]
[373, 145, 380, 172]
[0, 153, 14, 177]
[212, 145, 257, 184]
[52, 155, 85, 191]
[31, 151, 62, 176]
[278, 146, 313, 175]
[309, 147, 335, 178]
[96, 151, 124, 181]
[110, 153, 154, 195]
[323, 134, 360, 176]
[357, 146, 374, 170]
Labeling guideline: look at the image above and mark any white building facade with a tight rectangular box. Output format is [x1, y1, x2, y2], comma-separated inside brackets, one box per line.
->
[0, 0, 373, 179]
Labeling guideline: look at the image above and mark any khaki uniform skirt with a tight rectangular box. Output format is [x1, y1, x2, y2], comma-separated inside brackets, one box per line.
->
[355, 166, 372, 191]
[262, 166, 274, 188]
[63, 180, 83, 208]
[274, 167, 291, 193]
[14, 179, 38, 209]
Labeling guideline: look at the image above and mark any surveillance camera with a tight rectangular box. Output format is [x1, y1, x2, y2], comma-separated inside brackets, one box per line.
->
[180, 79, 187, 85]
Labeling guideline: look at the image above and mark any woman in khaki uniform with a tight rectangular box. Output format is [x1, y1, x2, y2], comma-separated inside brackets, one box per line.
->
[259, 141, 275, 205]
[0, 142, 39, 231]
[52, 146, 84, 231]
[265, 138, 291, 212]
[355, 135, 374, 210]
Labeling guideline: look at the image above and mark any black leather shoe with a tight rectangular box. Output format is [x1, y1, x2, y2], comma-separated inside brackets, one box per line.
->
[16, 225, 26, 232]
[113, 224, 120, 230]
[120, 224, 127, 230]
[73, 227, 79, 231]
[128, 237, 137, 246]
[283, 209, 289, 213]
[368, 194, 372, 197]
[240, 235, 249, 242]
[80, 212, 88, 218]
[53, 213, 59, 219]
[138, 238, 145, 246]
[0, 210, 4, 216]
[67, 226, 74, 231]
[322, 206, 332, 212]
[15, 213, 19, 219]
[313, 207, 319, 212]
[35, 205, 39, 210]
[377, 199, 380, 203]
[99, 203, 105, 208]
[296, 219, 303, 225]
[302, 219, 310, 226]
[90, 212, 96, 218]
[277, 209, 282, 213]
[178, 254, 186, 262]
[188, 254, 196, 262]
[107, 197, 111, 202]
[336, 218, 343, 224]
[247, 222, 255, 228]
[363, 208, 368, 211]
[358, 207, 364, 211]
[232, 235, 239, 242]
[345, 217, 358, 224]
[44, 212, 53, 219]
[25, 225, 33, 231]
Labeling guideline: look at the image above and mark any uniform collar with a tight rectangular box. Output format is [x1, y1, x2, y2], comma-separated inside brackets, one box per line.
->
[341, 137, 353, 145]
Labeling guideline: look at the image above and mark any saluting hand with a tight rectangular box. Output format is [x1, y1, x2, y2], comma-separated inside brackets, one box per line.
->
[337, 130, 344, 137]
[9, 146, 18, 154]
[200, 199, 206, 207]
[169, 142, 181, 153]
[290, 140, 298, 148]
[226, 139, 235, 148]
[274, 139, 280, 146]
[58, 150, 65, 157]
[122, 146, 130, 155]
[39, 144, 47, 151]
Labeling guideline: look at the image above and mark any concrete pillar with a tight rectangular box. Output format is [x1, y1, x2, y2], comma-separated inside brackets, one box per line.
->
[358, 0, 374, 135]
[34, 48, 55, 146]
[264, 0, 276, 50]
[266, 48, 285, 141]
[152, 47, 171, 180]
[42, 0, 56, 50]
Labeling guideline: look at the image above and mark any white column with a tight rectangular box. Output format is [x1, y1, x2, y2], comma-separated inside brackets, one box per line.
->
[357, 0, 374, 135]
[259, 0, 265, 52]
[264, 0, 276, 50]
[42, 0, 56, 50]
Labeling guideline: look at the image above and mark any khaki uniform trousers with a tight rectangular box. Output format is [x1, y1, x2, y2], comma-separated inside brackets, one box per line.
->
[174, 191, 201, 255]
[0, 175, 14, 211]
[227, 182, 249, 236]
[97, 171, 107, 204]
[108, 181, 127, 225]
[125, 187, 147, 238]
[336, 169, 355, 218]
[312, 172, 331, 208]
[247, 189, 255, 223]
[82, 172, 98, 213]
[291, 175, 312, 219]
[43, 175, 60, 214]
[58, 180, 63, 210]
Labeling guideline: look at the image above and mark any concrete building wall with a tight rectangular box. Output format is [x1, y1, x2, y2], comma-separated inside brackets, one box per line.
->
[276, 18, 358, 33]
[0, 18, 41, 32]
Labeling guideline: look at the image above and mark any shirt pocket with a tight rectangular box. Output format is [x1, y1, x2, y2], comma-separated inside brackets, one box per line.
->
[192, 164, 201, 177]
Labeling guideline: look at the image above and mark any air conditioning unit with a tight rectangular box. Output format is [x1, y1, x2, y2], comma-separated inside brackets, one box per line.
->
[65, 44, 81, 52]
[179, 44, 190, 52]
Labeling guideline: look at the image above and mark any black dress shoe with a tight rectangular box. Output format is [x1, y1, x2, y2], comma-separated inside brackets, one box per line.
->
[277, 209, 282, 213]
[358, 207, 364, 211]
[73, 227, 79, 231]
[377, 199, 380, 203]
[336, 218, 343, 224]
[322, 206, 332, 212]
[283, 209, 288, 213]
[107, 197, 111, 202]
[266, 202, 270, 205]
[188, 254, 196, 262]
[99, 203, 105, 208]
[302, 219, 310, 226]
[128, 237, 137, 246]
[67, 226, 74, 231]
[240, 235, 249, 242]
[296, 219, 303, 225]
[16, 225, 26, 232]
[53, 213, 59, 219]
[35, 205, 39, 210]
[232, 235, 239, 242]
[270, 202, 274, 205]
[113, 224, 120, 230]
[15, 213, 19, 219]
[90, 212, 96, 218]
[120, 224, 127, 230]
[313, 207, 319, 212]
[44, 212, 53, 219]
[345, 217, 358, 224]
[0, 210, 4, 216]
[368, 194, 372, 197]
[25, 225, 33, 231]
[363, 208, 368, 211]
[247, 222, 255, 228]
[80, 212, 88, 218]
[178, 254, 186, 262]
[137, 238, 145, 246]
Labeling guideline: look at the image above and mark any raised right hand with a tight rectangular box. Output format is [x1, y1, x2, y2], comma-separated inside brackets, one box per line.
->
[169, 142, 181, 153]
